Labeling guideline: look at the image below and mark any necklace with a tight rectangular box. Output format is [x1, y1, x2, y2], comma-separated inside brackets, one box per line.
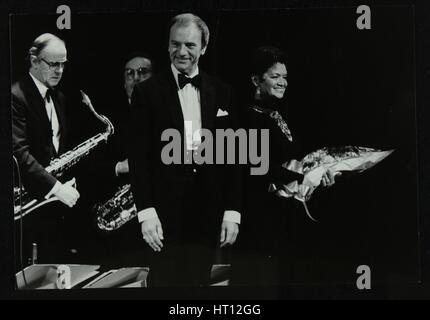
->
[251, 105, 293, 142]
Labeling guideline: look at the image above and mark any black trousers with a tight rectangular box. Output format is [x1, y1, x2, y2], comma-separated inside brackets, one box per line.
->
[146, 168, 219, 287]
[146, 242, 213, 287]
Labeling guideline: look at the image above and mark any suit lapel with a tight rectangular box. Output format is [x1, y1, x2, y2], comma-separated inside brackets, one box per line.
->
[24, 75, 68, 155]
[162, 70, 184, 134]
[23, 75, 52, 132]
[200, 72, 217, 130]
[51, 91, 66, 133]
[51, 90, 67, 154]
[161, 70, 217, 133]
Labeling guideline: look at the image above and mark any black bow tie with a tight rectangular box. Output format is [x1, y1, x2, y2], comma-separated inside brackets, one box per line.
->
[45, 88, 54, 103]
[178, 73, 201, 89]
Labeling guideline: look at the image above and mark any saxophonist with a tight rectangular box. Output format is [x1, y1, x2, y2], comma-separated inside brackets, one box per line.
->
[12, 33, 79, 263]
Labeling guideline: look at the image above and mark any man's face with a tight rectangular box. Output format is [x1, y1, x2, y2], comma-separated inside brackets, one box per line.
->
[168, 23, 207, 76]
[31, 40, 67, 88]
[124, 57, 152, 98]
[257, 63, 288, 100]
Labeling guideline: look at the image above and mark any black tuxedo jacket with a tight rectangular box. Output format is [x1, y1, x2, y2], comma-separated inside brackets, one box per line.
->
[129, 69, 242, 242]
[12, 74, 68, 197]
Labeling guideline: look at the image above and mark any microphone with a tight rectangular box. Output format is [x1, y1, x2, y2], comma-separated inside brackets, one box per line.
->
[32, 243, 38, 265]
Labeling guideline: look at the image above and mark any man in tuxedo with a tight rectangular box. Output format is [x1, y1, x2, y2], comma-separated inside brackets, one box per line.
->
[12, 33, 79, 263]
[129, 13, 241, 286]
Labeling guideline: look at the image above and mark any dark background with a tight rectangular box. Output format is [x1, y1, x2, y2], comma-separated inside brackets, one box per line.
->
[1, 0, 429, 300]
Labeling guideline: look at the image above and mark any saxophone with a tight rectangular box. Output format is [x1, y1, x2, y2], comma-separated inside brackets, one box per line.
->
[14, 90, 114, 220]
[93, 184, 137, 232]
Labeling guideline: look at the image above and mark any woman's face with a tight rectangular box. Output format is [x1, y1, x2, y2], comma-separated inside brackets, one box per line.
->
[256, 62, 288, 100]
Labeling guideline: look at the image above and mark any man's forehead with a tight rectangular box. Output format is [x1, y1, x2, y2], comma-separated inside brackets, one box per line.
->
[40, 40, 67, 59]
[267, 63, 287, 73]
[170, 22, 202, 39]
[125, 57, 151, 69]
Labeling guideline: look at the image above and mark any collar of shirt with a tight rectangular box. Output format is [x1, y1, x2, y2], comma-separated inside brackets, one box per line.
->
[171, 64, 199, 90]
[29, 72, 50, 100]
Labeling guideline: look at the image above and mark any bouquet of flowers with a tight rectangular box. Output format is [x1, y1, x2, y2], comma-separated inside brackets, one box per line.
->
[269, 146, 394, 222]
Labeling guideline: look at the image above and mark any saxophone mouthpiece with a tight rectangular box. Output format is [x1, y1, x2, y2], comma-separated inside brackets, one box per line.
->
[80, 90, 91, 106]
[80, 89, 98, 115]
[79, 89, 115, 135]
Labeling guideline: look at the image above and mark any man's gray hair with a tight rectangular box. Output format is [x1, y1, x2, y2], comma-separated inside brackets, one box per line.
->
[27, 33, 65, 59]
[169, 13, 210, 48]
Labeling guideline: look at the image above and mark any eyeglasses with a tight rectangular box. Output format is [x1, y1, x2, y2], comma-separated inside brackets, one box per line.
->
[125, 67, 151, 79]
[40, 58, 67, 71]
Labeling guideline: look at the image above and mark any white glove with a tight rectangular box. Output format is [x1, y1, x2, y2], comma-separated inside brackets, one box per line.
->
[54, 178, 80, 208]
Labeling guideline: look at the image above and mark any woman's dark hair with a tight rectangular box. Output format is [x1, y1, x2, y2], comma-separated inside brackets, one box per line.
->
[251, 46, 287, 78]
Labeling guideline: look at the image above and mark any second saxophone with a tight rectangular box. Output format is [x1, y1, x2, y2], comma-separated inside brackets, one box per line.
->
[93, 184, 137, 232]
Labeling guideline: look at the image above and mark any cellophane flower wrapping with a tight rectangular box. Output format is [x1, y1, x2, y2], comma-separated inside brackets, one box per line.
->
[269, 146, 394, 221]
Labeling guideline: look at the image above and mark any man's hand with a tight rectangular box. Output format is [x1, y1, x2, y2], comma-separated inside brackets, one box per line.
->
[141, 217, 164, 252]
[116, 159, 129, 175]
[220, 221, 239, 248]
[54, 178, 80, 208]
[321, 169, 342, 187]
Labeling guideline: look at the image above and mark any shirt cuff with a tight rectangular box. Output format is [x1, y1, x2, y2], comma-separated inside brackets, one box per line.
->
[223, 210, 241, 224]
[137, 207, 158, 223]
[45, 180, 61, 199]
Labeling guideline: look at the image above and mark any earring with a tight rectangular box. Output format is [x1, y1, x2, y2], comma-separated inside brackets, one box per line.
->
[256, 87, 261, 97]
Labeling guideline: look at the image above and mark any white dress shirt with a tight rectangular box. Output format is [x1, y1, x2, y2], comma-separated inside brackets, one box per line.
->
[171, 64, 202, 150]
[29, 73, 61, 153]
[29, 72, 62, 198]
[137, 65, 241, 225]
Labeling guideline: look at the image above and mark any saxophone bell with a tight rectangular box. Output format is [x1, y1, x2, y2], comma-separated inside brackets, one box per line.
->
[93, 184, 138, 232]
